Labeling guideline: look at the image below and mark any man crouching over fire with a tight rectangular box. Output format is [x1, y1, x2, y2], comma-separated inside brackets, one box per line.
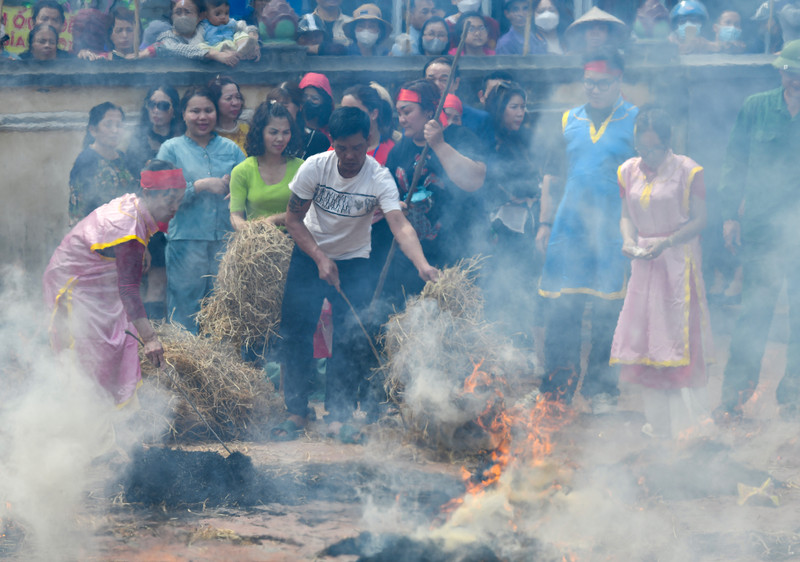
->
[275, 106, 439, 442]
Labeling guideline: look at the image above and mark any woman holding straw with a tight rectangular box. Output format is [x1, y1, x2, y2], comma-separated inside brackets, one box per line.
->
[43, 161, 186, 406]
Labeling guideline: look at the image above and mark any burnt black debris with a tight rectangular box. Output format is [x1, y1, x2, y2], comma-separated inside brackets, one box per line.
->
[321, 532, 505, 562]
[121, 447, 464, 511]
[123, 448, 257, 506]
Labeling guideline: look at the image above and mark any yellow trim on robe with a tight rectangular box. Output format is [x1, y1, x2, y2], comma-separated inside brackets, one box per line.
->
[116, 379, 144, 410]
[90, 234, 147, 253]
[640, 179, 654, 210]
[571, 99, 627, 144]
[691, 246, 715, 365]
[562, 109, 570, 133]
[617, 165, 626, 191]
[685, 166, 703, 214]
[49, 276, 78, 349]
[50, 276, 76, 325]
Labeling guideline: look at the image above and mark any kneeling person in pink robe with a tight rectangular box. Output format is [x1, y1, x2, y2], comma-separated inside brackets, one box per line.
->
[43, 161, 186, 405]
[610, 107, 714, 438]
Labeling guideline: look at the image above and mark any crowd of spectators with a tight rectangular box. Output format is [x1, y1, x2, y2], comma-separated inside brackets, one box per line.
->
[23, 1, 800, 440]
[2, 0, 797, 63]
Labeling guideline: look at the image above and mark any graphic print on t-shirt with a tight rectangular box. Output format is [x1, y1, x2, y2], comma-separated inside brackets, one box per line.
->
[312, 184, 379, 217]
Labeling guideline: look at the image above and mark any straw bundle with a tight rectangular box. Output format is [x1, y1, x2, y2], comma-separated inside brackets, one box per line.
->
[138, 322, 284, 442]
[197, 219, 294, 352]
[418, 255, 485, 323]
[380, 257, 514, 453]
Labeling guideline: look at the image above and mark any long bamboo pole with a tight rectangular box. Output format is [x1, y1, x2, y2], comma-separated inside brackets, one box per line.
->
[370, 20, 472, 307]
[133, 0, 141, 58]
[522, 0, 534, 55]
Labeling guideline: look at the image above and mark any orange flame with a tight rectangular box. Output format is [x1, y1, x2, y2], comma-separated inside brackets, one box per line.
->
[441, 361, 573, 518]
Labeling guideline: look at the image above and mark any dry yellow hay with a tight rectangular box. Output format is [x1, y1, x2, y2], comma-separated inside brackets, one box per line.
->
[379, 257, 515, 454]
[138, 322, 285, 442]
[197, 219, 294, 352]
[418, 256, 485, 323]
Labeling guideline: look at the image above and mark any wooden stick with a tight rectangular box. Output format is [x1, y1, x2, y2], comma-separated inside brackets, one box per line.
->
[370, 21, 472, 306]
[522, 0, 533, 55]
[765, 0, 774, 54]
[337, 286, 383, 368]
[133, 0, 141, 58]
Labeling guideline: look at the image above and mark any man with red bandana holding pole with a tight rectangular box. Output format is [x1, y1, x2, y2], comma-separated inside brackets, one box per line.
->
[43, 161, 186, 406]
[537, 49, 638, 413]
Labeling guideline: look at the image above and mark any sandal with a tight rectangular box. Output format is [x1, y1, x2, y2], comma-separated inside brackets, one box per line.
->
[270, 419, 304, 441]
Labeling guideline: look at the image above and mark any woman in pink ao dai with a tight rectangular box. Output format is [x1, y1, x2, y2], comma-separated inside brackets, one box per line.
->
[610, 107, 713, 438]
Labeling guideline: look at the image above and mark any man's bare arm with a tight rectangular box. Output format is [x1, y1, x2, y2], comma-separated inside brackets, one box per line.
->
[285, 193, 340, 288]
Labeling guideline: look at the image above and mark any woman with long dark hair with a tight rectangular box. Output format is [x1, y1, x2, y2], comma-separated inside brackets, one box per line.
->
[69, 102, 136, 225]
[482, 81, 543, 346]
[126, 85, 184, 177]
[229, 101, 303, 230]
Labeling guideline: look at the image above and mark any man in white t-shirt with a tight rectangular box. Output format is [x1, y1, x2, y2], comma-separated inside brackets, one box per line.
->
[276, 106, 438, 441]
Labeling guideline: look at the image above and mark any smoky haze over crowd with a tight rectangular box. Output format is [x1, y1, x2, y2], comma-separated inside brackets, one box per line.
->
[3, 0, 800, 559]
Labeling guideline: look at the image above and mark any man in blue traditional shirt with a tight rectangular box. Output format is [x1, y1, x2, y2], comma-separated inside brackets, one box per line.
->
[538, 49, 638, 412]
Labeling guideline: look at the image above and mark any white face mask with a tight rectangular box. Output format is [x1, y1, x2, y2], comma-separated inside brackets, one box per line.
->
[173, 14, 199, 35]
[355, 28, 380, 46]
[422, 37, 448, 53]
[457, 0, 481, 13]
[535, 10, 559, 31]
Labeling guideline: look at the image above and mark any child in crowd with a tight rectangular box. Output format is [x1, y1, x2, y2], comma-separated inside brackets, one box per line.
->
[200, 0, 261, 59]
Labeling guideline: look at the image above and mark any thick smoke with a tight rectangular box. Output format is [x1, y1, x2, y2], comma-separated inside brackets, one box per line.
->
[0, 265, 170, 561]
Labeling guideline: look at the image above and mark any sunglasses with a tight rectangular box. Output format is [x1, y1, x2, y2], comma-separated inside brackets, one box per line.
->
[583, 78, 617, 92]
[147, 100, 172, 112]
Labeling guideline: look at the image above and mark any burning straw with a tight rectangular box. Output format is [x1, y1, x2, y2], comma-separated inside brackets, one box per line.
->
[138, 322, 284, 442]
[380, 257, 524, 455]
[197, 219, 294, 352]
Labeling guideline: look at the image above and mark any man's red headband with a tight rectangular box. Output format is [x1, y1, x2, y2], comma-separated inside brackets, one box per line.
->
[397, 88, 421, 104]
[584, 60, 622, 77]
[140, 169, 186, 190]
[443, 94, 463, 115]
